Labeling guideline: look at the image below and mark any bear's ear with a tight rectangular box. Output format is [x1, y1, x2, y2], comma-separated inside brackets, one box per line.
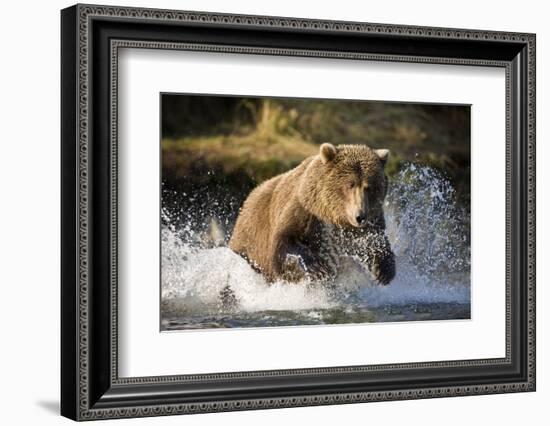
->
[374, 149, 390, 166]
[320, 143, 337, 164]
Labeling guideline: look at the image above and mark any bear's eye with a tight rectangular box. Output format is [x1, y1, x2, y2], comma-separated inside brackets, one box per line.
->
[349, 182, 355, 189]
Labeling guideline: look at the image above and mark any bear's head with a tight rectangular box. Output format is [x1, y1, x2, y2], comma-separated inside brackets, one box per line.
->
[299, 143, 390, 229]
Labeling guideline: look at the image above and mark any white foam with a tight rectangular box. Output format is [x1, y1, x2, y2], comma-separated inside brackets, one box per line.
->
[161, 239, 336, 315]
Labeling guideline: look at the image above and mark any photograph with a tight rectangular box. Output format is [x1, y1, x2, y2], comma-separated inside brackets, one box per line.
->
[58, 3, 536, 420]
[160, 94, 472, 330]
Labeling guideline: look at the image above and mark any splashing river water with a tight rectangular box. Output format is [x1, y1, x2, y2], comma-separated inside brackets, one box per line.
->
[161, 164, 470, 330]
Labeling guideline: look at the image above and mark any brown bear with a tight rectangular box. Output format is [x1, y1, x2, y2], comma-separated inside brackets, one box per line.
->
[228, 143, 396, 285]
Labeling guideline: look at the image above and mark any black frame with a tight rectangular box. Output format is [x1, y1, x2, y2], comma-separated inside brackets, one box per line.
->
[61, 4, 536, 421]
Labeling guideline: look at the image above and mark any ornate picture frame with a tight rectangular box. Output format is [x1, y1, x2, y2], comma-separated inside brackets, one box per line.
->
[61, 4, 535, 421]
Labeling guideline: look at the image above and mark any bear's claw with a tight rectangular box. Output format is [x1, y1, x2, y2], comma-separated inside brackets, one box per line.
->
[370, 252, 396, 285]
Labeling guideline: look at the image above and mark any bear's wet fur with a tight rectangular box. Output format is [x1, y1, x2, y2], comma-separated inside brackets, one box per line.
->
[229, 143, 396, 285]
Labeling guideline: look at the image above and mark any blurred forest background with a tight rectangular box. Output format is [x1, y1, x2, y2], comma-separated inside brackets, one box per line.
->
[161, 95, 470, 215]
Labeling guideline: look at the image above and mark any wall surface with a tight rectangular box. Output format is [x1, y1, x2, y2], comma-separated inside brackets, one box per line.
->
[0, 0, 546, 424]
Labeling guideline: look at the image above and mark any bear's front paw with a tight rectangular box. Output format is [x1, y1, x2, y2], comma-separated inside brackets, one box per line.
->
[283, 252, 332, 282]
[370, 253, 396, 285]
[282, 254, 308, 281]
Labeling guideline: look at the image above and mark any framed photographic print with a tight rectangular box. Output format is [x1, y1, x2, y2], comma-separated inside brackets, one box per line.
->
[61, 4, 536, 421]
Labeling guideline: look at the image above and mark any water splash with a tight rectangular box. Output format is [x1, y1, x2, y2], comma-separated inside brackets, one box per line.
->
[161, 163, 470, 328]
[360, 164, 471, 308]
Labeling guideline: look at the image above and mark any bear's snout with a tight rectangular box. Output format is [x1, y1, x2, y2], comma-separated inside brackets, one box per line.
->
[355, 213, 368, 226]
[347, 204, 373, 228]
[347, 209, 371, 228]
